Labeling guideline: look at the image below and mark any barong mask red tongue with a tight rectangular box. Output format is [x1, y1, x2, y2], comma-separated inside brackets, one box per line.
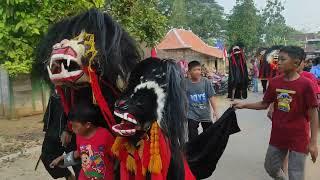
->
[267, 49, 280, 71]
[48, 31, 118, 128]
[112, 87, 159, 137]
[111, 58, 170, 138]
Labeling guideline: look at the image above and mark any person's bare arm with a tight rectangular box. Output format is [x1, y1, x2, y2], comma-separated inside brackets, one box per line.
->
[49, 155, 64, 168]
[74, 150, 80, 159]
[209, 96, 219, 121]
[308, 107, 319, 163]
[267, 103, 274, 120]
[233, 101, 270, 110]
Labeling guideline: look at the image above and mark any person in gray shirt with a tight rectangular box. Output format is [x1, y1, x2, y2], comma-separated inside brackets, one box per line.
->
[185, 61, 219, 141]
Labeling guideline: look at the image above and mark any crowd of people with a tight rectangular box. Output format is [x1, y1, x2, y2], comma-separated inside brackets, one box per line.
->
[31, 7, 320, 180]
[233, 46, 319, 180]
[183, 45, 320, 180]
[41, 45, 319, 180]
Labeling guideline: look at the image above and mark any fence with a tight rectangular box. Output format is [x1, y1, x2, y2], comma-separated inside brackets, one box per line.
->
[0, 68, 50, 119]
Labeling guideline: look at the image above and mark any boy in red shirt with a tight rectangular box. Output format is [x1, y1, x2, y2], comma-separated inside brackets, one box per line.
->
[50, 104, 115, 180]
[233, 46, 318, 180]
[299, 58, 320, 105]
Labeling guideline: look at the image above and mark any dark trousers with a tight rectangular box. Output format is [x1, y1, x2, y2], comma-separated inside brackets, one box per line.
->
[261, 80, 268, 93]
[188, 119, 213, 142]
[41, 134, 81, 179]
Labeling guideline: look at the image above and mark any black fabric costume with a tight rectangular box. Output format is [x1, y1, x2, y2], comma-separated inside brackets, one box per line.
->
[186, 108, 241, 179]
[41, 92, 81, 179]
[227, 46, 249, 99]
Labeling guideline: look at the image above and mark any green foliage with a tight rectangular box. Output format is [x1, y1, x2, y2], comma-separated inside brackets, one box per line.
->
[107, 0, 168, 47]
[157, 0, 173, 16]
[0, 0, 104, 77]
[187, 0, 226, 42]
[227, 0, 260, 50]
[170, 0, 187, 28]
[1, 0, 166, 76]
[157, 0, 226, 44]
[261, 0, 292, 46]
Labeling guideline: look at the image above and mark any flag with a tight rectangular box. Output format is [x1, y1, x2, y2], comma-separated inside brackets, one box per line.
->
[151, 48, 157, 58]
[215, 39, 227, 61]
[223, 48, 228, 61]
[215, 39, 224, 50]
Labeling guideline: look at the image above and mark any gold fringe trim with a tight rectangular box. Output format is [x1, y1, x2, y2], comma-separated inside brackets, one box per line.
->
[112, 122, 163, 175]
[111, 137, 123, 157]
[126, 154, 137, 173]
[148, 122, 162, 174]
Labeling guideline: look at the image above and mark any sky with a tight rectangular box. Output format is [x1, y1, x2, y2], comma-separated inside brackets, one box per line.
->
[216, 0, 320, 33]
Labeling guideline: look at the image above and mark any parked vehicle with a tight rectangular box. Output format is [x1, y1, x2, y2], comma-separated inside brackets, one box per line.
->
[209, 73, 228, 95]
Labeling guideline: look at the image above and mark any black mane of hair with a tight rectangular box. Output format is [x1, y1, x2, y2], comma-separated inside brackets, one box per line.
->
[124, 57, 187, 179]
[162, 58, 187, 179]
[228, 42, 245, 53]
[33, 8, 141, 85]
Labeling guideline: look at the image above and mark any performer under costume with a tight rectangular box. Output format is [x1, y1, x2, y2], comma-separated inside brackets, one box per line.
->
[41, 91, 81, 179]
[111, 58, 195, 180]
[34, 9, 140, 177]
[111, 57, 241, 179]
[35, 8, 140, 131]
[255, 48, 267, 93]
[259, 46, 283, 92]
[227, 45, 249, 100]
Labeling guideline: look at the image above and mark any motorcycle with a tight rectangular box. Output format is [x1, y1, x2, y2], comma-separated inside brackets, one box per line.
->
[209, 73, 228, 96]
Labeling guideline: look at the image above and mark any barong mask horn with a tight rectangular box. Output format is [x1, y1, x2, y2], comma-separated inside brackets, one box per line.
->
[46, 31, 96, 86]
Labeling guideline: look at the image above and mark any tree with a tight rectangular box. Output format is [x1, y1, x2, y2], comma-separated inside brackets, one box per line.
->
[227, 0, 260, 50]
[106, 0, 168, 47]
[0, 0, 104, 77]
[157, 0, 226, 44]
[168, 0, 187, 28]
[157, 0, 173, 17]
[1, 0, 167, 77]
[187, 0, 226, 42]
[261, 0, 292, 46]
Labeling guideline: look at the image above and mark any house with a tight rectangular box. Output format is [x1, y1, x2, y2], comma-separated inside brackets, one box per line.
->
[156, 28, 225, 73]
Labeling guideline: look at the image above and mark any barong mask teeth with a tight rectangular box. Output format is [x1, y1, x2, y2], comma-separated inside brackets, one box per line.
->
[47, 31, 96, 86]
[112, 81, 165, 137]
[267, 50, 280, 64]
[232, 46, 241, 54]
[112, 60, 169, 137]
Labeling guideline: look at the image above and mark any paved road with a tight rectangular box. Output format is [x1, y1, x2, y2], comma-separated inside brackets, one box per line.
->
[209, 93, 320, 180]
[1, 93, 319, 180]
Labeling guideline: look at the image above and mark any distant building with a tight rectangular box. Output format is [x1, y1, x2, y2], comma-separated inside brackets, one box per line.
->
[288, 32, 320, 57]
[156, 28, 225, 73]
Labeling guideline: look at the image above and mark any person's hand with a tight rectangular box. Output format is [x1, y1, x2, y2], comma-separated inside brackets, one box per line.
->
[231, 102, 245, 109]
[213, 112, 220, 121]
[61, 131, 72, 147]
[308, 142, 318, 163]
[49, 155, 64, 168]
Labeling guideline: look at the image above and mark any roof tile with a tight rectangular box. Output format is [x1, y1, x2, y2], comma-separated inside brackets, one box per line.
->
[157, 29, 223, 58]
